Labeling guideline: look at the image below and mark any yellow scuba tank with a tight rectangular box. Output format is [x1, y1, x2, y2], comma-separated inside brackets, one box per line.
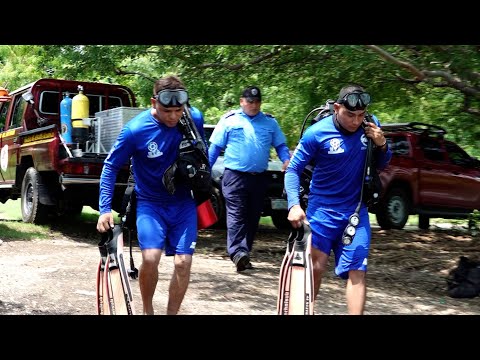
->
[71, 85, 90, 149]
[71, 85, 89, 127]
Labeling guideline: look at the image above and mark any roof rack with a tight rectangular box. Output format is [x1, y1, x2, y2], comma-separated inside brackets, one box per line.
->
[381, 122, 447, 137]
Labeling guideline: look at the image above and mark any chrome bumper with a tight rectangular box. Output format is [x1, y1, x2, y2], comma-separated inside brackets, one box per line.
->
[59, 175, 128, 186]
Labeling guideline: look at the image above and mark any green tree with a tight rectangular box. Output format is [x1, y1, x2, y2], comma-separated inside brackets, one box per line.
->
[1, 45, 478, 156]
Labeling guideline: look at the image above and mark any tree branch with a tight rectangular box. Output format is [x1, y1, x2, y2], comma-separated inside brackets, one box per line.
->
[114, 68, 157, 83]
[366, 45, 480, 98]
[366, 45, 425, 80]
[193, 45, 293, 71]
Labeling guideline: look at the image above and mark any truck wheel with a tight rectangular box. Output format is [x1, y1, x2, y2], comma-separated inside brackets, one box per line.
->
[21, 168, 49, 224]
[375, 210, 392, 230]
[380, 188, 410, 230]
[271, 210, 291, 230]
[418, 214, 430, 230]
[210, 186, 226, 228]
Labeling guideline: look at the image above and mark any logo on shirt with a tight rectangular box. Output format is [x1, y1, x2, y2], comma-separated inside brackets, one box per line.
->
[327, 138, 344, 154]
[147, 141, 163, 158]
[361, 134, 368, 149]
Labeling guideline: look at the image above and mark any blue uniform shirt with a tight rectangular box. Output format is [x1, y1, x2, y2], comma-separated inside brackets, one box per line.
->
[99, 107, 206, 214]
[284, 114, 392, 212]
[208, 109, 290, 172]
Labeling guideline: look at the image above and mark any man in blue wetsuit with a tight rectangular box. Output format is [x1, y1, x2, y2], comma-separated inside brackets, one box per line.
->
[209, 86, 291, 272]
[284, 84, 392, 314]
[97, 75, 207, 315]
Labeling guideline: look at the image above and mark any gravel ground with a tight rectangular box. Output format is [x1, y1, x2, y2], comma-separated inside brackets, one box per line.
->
[0, 218, 479, 315]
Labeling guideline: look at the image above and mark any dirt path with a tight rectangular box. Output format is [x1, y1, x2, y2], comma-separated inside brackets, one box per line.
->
[0, 219, 479, 315]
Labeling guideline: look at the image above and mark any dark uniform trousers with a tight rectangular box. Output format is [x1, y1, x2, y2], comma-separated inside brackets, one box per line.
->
[222, 168, 269, 260]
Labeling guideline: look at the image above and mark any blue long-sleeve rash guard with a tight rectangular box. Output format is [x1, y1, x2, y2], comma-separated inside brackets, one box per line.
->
[284, 114, 392, 212]
[99, 107, 206, 214]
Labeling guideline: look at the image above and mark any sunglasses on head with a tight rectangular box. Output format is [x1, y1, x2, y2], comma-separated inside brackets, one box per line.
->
[338, 92, 371, 111]
[155, 89, 188, 107]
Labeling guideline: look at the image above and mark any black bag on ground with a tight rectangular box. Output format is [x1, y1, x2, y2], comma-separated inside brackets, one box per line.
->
[446, 256, 480, 298]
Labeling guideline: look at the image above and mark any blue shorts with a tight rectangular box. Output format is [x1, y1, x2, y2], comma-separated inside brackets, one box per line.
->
[136, 198, 197, 256]
[307, 206, 371, 280]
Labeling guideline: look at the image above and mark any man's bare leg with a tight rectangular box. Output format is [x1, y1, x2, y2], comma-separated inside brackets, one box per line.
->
[167, 254, 193, 315]
[311, 247, 329, 300]
[346, 270, 366, 315]
[139, 249, 162, 315]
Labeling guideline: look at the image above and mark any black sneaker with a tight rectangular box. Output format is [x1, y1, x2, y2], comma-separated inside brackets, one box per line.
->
[234, 253, 250, 272]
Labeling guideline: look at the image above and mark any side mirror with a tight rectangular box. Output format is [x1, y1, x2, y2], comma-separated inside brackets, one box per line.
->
[22, 91, 47, 127]
[22, 92, 34, 104]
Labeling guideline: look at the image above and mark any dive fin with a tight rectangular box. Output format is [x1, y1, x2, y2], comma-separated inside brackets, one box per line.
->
[277, 227, 296, 314]
[277, 223, 314, 315]
[102, 226, 136, 315]
[96, 235, 110, 315]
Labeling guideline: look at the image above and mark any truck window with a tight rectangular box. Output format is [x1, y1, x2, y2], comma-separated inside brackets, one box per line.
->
[420, 137, 445, 162]
[39, 91, 123, 116]
[388, 136, 410, 156]
[0, 103, 9, 130]
[445, 142, 473, 167]
[10, 97, 26, 128]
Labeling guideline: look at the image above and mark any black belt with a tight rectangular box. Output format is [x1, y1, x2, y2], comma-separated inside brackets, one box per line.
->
[226, 168, 266, 176]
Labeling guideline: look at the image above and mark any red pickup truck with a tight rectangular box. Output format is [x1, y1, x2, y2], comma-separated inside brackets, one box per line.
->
[0, 78, 140, 223]
[371, 122, 480, 230]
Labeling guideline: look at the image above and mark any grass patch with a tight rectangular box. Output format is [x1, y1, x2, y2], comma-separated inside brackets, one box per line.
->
[0, 222, 51, 240]
[0, 199, 121, 241]
[0, 199, 22, 221]
[259, 216, 275, 227]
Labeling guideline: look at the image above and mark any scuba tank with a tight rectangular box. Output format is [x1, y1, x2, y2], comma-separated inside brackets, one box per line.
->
[60, 92, 73, 143]
[71, 85, 89, 121]
[71, 85, 89, 149]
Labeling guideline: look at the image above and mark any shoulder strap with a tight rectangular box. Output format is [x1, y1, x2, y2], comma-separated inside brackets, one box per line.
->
[178, 105, 208, 159]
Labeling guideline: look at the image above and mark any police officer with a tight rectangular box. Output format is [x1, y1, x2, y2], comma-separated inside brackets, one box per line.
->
[208, 86, 291, 272]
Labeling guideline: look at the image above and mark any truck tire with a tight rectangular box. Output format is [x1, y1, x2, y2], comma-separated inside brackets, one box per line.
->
[418, 214, 430, 230]
[271, 210, 291, 230]
[375, 210, 392, 230]
[210, 186, 226, 229]
[377, 187, 410, 230]
[21, 168, 50, 224]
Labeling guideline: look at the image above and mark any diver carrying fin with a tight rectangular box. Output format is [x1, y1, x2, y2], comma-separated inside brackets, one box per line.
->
[277, 222, 314, 315]
[96, 225, 136, 315]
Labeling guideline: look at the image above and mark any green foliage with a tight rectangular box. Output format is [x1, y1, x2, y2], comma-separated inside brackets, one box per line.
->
[1, 45, 479, 152]
[0, 45, 48, 90]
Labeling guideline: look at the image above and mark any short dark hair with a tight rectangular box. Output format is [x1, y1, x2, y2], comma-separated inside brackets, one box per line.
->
[337, 84, 365, 102]
[153, 75, 186, 95]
